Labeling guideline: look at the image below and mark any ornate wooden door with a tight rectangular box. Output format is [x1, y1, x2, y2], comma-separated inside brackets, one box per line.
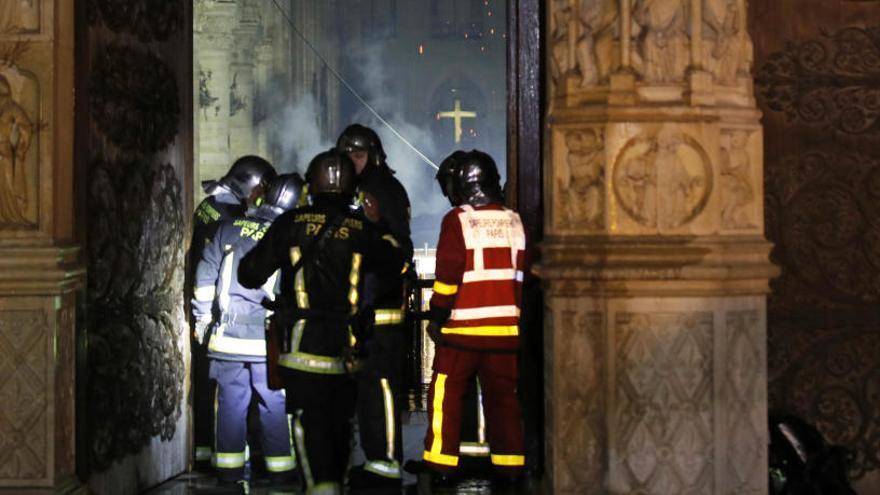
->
[752, 1, 880, 488]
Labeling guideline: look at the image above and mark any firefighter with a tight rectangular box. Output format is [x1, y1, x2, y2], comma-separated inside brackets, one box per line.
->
[422, 150, 527, 486]
[190, 155, 277, 468]
[191, 173, 302, 489]
[336, 124, 414, 489]
[238, 150, 405, 495]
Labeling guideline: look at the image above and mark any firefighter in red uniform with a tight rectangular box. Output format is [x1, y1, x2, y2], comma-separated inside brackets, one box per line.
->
[422, 150, 526, 486]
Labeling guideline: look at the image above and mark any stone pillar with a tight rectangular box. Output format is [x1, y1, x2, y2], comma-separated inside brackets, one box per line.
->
[228, 19, 259, 160]
[194, 0, 237, 197]
[0, 0, 85, 493]
[544, 1, 776, 493]
[254, 42, 274, 161]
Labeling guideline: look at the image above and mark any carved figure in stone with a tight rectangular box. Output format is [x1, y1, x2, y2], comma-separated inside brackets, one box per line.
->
[633, 0, 690, 82]
[659, 135, 701, 225]
[560, 129, 605, 229]
[720, 130, 755, 228]
[229, 71, 247, 117]
[551, 0, 619, 89]
[618, 143, 658, 226]
[199, 69, 218, 119]
[0, 0, 39, 34]
[0, 74, 32, 225]
[704, 0, 751, 84]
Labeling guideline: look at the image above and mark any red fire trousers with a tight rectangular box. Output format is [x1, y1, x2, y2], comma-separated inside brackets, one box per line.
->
[422, 345, 525, 475]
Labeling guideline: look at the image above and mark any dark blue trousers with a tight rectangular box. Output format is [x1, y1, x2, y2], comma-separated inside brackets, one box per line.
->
[209, 360, 295, 480]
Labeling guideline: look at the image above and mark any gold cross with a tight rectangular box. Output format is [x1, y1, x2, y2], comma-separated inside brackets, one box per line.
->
[437, 99, 477, 143]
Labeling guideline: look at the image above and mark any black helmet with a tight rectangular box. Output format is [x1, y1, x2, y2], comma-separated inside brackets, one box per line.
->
[220, 155, 277, 202]
[256, 173, 305, 219]
[336, 124, 386, 169]
[453, 150, 503, 207]
[437, 150, 467, 207]
[305, 149, 356, 196]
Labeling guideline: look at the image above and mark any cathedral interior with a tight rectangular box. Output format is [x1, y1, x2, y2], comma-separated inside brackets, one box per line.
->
[0, 0, 879, 494]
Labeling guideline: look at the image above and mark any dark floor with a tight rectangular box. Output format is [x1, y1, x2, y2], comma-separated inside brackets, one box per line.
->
[144, 469, 542, 494]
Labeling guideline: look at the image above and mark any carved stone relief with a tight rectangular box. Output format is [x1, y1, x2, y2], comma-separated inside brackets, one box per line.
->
[86, 155, 185, 470]
[756, 26, 880, 135]
[0, 309, 48, 480]
[90, 0, 183, 42]
[0, 0, 40, 35]
[633, 0, 690, 83]
[722, 310, 765, 493]
[613, 311, 714, 493]
[555, 310, 605, 493]
[557, 128, 605, 230]
[702, 0, 752, 85]
[719, 128, 756, 229]
[612, 131, 712, 230]
[765, 151, 880, 308]
[550, 0, 619, 90]
[0, 64, 37, 227]
[91, 44, 181, 155]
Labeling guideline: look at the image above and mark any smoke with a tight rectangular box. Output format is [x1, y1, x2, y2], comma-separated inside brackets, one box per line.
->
[349, 43, 449, 220]
[269, 93, 334, 174]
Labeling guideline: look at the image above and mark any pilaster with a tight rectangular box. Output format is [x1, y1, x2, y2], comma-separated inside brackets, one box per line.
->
[0, 0, 85, 492]
[544, 0, 774, 493]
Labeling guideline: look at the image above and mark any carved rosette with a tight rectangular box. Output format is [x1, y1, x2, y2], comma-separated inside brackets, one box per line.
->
[91, 44, 181, 155]
[756, 26, 880, 135]
[86, 155, 185, 470]
[611, 131, 712, 231]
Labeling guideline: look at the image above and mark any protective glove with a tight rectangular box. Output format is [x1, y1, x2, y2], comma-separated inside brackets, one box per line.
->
[426, 321, 444, 346]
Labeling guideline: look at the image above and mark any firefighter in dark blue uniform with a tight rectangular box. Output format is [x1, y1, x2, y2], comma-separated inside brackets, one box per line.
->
[191, 173, 300, 488]
[239, 150, 405, 495]
[337, 124, 414, 489]
[190, 155, 277, 467]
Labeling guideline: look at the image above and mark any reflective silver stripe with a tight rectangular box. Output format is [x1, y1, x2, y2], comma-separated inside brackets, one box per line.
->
[215, 452, 246, 468]
[364, 460, 401, 478]
[450, 305, 520, 321]
[459, 442, 491, 456]
[374, 309, 404, 326]
[308, 481, 342, 494]
[194, 286, 215, 302]
[279, 352, 346, 374]
[380, 377, 395, 460]
[293, 411, 314, 488]
[462, 269, 524, 283]
[477, 379, 486, 444]
[218, 248, 235, 312]
[262, 270, 279, 299]
[208, 334, 266, 356]
[265, 455, 296, 472]
[195, 446, 212, 461]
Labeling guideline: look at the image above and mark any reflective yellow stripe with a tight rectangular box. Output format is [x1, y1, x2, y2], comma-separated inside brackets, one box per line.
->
[290, 247, 309, 309]
[432, 281, 458, 295]
[279, 352, 346, 374]
[374, 309, 404, 326]
[425, 373, 458, 466]
[348, 253, 362, 312]
[292, 412, 314, 488]
[441, 325, 519, 336]
[382, 234, 400, 248]
[194, 286, 215, 302]
[215, 452, 246, 468]
[265, 455, 296, 472]
[424, 450, 459, 466]
[380, 378, 395, 460]
[309, 481, 342, 494]
[207, 334, 266, 356]
[491, 454, 525, 466]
